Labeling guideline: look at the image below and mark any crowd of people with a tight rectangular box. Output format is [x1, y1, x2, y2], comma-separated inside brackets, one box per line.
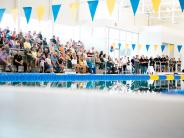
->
[0, 27, 182, 74]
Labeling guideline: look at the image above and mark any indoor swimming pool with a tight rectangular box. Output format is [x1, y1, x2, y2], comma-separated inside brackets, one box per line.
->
[1, 74, 184, 138]
[0, 73, 184, 95]
[0, 80, 184, 95]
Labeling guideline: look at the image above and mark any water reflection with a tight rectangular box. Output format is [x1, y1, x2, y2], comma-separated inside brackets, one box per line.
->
[0, 80, 183, 94]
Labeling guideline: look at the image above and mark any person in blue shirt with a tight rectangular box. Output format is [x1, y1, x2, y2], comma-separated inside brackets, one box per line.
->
[86, 57, 96, 74]
[51, 52, 61, 73]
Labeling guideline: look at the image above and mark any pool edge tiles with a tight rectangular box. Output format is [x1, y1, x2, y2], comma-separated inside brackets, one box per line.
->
[0, 73, 183, 82]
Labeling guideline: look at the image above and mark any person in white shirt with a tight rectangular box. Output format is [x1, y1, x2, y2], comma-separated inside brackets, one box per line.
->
[71, 56, 77, 68]
[45, 54, 53, 72]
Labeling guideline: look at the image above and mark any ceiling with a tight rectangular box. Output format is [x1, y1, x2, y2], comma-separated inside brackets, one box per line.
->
[120, 0, 184, 25]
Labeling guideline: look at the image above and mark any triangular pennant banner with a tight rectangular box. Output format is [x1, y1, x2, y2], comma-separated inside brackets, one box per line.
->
[88, 0, 99, 21]
[118, 43, 121, 49]
[138, 44, 142, 50]
[130, 0, 140, 15]
[69, 2, 80, 19]
[11, 8, 18, 22]
[106, 0, 116, 15]
[23, 7, 32, 24]
[132, 44, 136, 50]
[146, 44, 150, 51]
[52, 4, 61, 22]
[125, 44, 129, 49]
[161, 44, 165, 52]
[70, 2, 80, 11]
[0, 8, 6, 23]
[168, 44, 174, 53]
[152, 0, 161, 13]
[177, 45, 182, 53]
[36, 5, 45, 22]
[179, 0, 184, 12]
[154, 44, 158, 50]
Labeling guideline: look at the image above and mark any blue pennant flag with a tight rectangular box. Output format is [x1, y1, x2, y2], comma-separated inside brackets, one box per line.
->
[132, 44, 136, 50]
[118, 43, 122, 49]
[88, 0, 99, 21]
[177, 45, 182, 53]
[179, 0, 184, 12]
[146, 44, 150, 51]
[0, 8, 6, 23]
[130, 0, 140, 15]
[52, 4, 61, 22]
[161, 44, 165, 52]
[23, 7, 32, 24]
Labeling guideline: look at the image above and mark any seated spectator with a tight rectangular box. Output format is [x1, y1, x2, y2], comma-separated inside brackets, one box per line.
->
[71, 55, 77, 68]
[39, 54, 45, 73]
[86, 57, 96, 74]
[76, 56, 87, 73]
[13, 50, 27, 72]
[24, 39, 31, 49]
[107, 56, 114, 74]
[31, 48, 38, 67]
[0, 46, 12, 71]
[51, 35, 57, 44]
[51, 52, 61, 73]
[45, 54, 53, 73]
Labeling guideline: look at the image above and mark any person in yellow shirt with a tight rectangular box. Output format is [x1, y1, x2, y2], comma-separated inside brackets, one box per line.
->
[24, 39, 31, 49]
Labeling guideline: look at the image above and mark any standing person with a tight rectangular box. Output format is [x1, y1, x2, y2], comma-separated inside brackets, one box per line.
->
[144, 56, 149, 74]
[126, 57, 131, 74]
[154, 56, 161, 72]
[172, 58, 176, 72]
[122, 56, 127, 74]
[165, 56, 169, 72]
[161, 55, 166, 72]
[131, 56, 135, 74]
[139, 56, 144, 74]
[177, 58, 182, 72]
[134, 55, 140, 74]
[147, 57, 155, 74]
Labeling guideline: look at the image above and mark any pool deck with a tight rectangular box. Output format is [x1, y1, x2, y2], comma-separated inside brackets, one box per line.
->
[0, 87, 184, 138]
[0, 73, 184, 82]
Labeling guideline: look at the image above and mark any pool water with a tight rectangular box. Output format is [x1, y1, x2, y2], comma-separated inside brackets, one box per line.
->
[0, 80, 183, 95]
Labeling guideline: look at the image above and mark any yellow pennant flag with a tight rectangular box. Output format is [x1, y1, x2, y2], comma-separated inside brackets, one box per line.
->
[154, 44, 158, 50]
[69, 2, 80, 11]
[168, 44, 174, 53]
[138, 44, 142, 50]
[36, 5, 45, 22]
[152, 0, 161, 13]
[69, 2, 80, 20]
[112, 43, 116, 49]
[125, 44, 129, 49]
[11, 8, 18, 22]
[106, 0, 116, 15]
